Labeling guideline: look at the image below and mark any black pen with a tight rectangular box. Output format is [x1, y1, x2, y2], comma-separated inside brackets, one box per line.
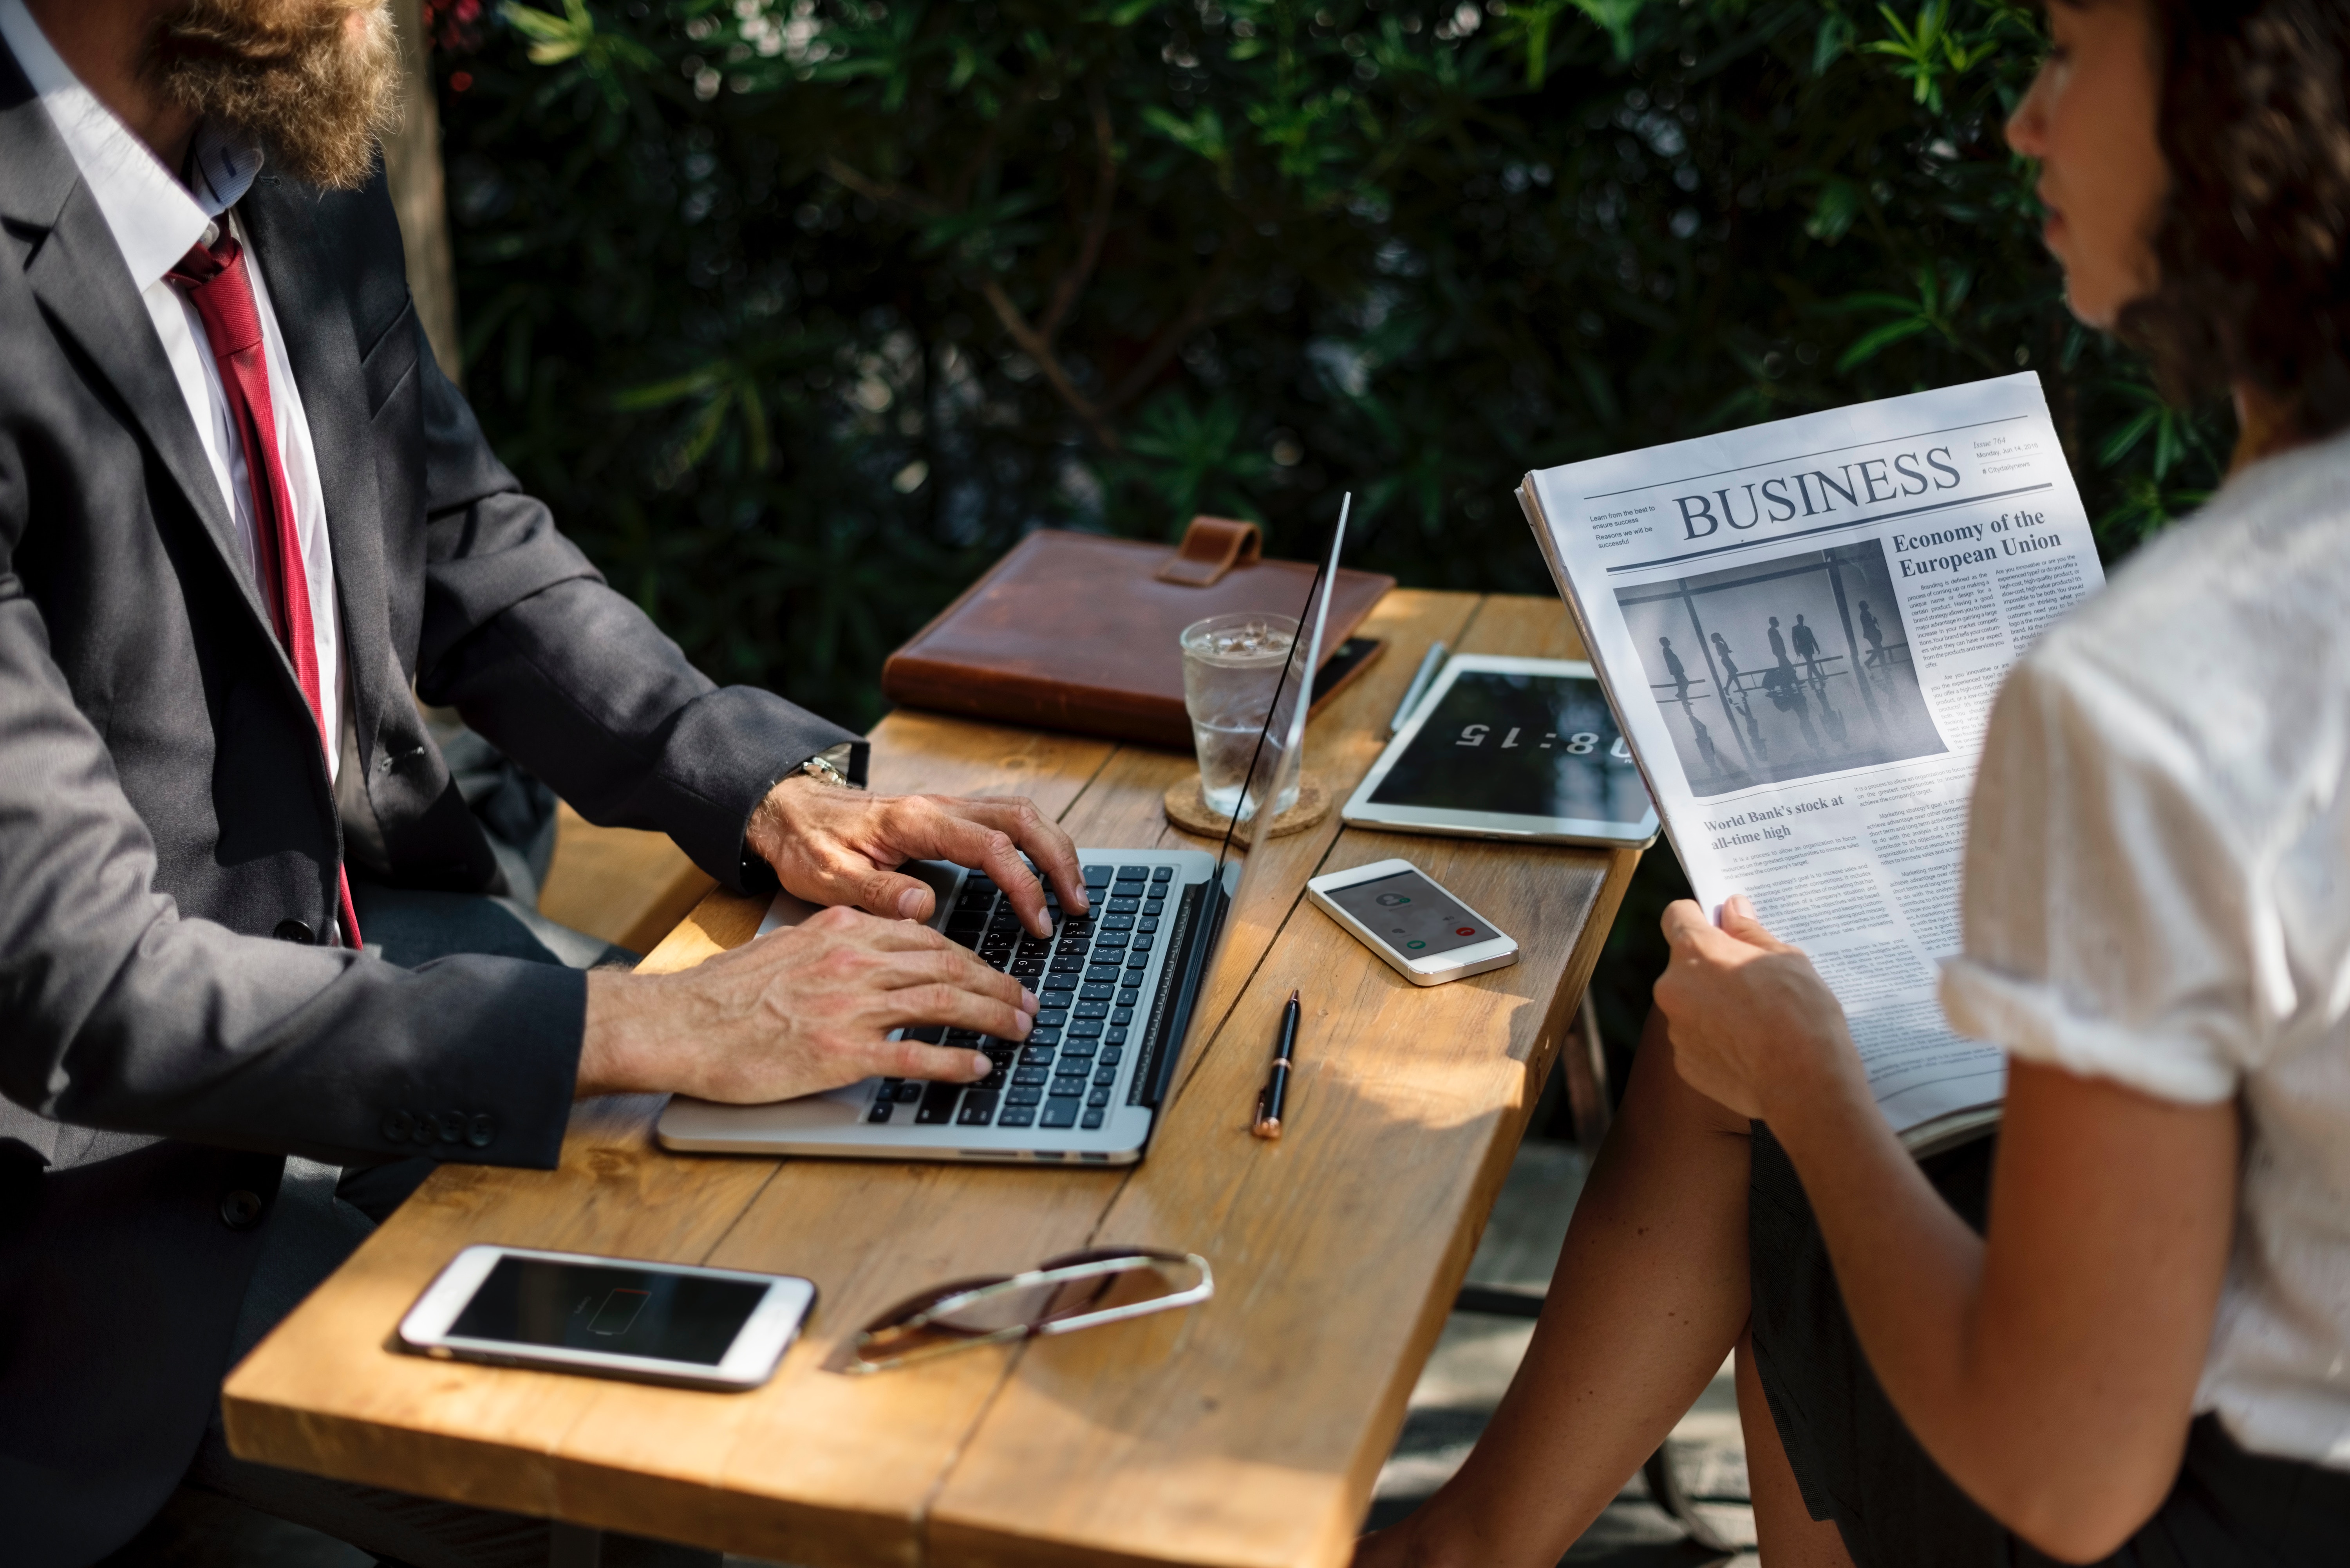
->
[1252, 989, 1302, 1140]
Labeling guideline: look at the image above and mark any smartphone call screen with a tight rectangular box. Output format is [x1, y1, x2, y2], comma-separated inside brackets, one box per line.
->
[1325, 870, 1494, 958]
[450, 1257, 765, 1365]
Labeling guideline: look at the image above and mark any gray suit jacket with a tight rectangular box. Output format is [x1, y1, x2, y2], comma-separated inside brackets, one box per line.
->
[0, 45, 855, 1564]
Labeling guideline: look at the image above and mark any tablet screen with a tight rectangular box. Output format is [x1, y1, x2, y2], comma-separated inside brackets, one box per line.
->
[1367, 670, 1649, 826]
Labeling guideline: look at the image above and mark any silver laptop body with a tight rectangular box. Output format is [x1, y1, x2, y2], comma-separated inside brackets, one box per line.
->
[656, 507, 1348, 1167]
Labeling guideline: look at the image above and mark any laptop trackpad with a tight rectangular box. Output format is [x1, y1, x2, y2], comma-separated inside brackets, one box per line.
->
[663, 1080, 873, 1138]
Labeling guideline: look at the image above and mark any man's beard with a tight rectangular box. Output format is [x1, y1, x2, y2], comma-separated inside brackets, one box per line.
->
[148, 0, 402, 192]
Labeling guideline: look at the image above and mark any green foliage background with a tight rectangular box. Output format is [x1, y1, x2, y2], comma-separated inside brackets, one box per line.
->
[435, 0, 2232, 1050]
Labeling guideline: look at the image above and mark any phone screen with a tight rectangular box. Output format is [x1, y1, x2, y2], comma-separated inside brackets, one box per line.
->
[1310, 638, 1381, 706]
[449, 1257, 768, 1366]
[1325, 869, 1497, 959]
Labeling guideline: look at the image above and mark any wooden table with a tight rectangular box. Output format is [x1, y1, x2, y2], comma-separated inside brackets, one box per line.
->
[222, 591, 1641, 1568]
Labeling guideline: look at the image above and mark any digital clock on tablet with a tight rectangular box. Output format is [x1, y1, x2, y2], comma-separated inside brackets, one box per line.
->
[1341, 655, 1659, 847]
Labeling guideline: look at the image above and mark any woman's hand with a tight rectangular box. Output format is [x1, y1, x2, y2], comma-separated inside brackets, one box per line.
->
[1651, 894, 1864, 1120]
[1353, 1512, 1480, 1568]
[746, 775, 1088, 936]
[1350, 1522, 1433, 1568]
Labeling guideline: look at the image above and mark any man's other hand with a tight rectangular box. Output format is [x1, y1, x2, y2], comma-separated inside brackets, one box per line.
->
[745, 776, 1088, 936]
[575, 907, 1037, 1101]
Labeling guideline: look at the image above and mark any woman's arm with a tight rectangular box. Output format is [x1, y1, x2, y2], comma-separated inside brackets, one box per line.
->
[1656, 898, 2239, 1563]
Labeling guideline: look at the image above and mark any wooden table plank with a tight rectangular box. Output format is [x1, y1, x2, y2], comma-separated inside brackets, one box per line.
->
[922, 592, 1622, 1568]
[221, 712, 1119, 1537]
[214, 1091, 778, 1518]
[526, 591, 1488, 1563]
[1453, 591, 1586, 662]
[220, 591, 1640, 1568]
[925, 851, 1626, 1568]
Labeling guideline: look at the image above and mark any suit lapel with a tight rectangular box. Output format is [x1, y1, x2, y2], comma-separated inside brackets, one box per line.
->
[240, 181, 394, 761]
[0, 47, 280, 646]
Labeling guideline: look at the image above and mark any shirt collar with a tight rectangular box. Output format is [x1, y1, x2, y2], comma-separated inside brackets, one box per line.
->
[0, 0, 264, 291]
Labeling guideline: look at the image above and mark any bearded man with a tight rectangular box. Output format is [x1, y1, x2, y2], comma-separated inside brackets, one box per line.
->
[0, 4, 1090, 1563]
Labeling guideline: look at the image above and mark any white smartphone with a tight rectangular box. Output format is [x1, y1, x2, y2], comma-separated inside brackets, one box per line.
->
[397, 1245, 816, 1392]
[1307, 858, 1520, 986]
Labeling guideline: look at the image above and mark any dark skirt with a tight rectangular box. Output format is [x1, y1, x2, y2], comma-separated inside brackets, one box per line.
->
[1746, 1123, 2350, 1566]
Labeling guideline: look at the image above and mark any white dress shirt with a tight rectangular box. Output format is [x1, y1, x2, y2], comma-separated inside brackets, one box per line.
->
[1945, 426, 2350, 1471]
[2, 0, 342, 784]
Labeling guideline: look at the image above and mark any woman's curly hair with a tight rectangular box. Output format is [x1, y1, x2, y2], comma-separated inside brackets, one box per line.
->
[2117, 0, 2350, 440]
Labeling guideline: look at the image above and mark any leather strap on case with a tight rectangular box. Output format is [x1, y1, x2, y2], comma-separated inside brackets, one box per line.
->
[1154, 515, 1263, 587]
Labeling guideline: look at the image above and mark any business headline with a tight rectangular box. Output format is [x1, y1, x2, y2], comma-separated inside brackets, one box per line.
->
[1671, 446, 1963, 540]
[1889, 508, 2064, 578]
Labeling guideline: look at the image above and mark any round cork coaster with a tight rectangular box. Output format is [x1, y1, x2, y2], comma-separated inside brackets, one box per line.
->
[1162, 771, 1332, 840]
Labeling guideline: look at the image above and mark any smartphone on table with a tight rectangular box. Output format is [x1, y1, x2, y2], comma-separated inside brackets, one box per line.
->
[398, 1245, 816, 1391]
[1307, 858, 1520, 986]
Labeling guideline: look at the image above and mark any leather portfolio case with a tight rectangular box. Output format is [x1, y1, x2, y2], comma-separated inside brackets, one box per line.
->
[882, 518, 1395, 748]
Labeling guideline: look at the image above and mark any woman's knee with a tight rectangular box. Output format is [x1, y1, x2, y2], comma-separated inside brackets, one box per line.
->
[1615, 1005, 1756, 1145]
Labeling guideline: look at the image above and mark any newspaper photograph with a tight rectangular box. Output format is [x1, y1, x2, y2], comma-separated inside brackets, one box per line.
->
[1521, 373, 2104, 1146]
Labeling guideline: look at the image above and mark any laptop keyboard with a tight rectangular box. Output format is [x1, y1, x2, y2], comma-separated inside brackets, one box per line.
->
[867, 862, 1173, 1134]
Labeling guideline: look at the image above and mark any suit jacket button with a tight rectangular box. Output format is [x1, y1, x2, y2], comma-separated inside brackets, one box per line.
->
[219, 1189, 265, 1230]
[273, 919, 315, 945]
[466, 1113, 496, 1149]
[382, 1109, 414, 1141]
[432, 1111, 465, 1144]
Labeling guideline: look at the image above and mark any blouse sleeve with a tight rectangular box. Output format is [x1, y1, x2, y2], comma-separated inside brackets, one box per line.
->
[1939, 646, 2261, 1104]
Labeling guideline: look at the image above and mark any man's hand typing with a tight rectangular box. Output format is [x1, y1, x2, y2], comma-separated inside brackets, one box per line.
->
[576, 906, 1036, 1101]
[745, 777, 1088, 937]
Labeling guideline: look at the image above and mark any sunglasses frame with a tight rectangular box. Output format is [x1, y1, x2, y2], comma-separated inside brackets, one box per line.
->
[846, 1247, 1214, 1375]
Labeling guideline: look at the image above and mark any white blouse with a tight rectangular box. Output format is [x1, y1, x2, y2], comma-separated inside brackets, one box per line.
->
[1942, 427, 2350, 1470]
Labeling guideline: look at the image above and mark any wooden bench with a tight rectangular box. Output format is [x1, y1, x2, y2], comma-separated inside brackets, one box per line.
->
[535, 802, 717, 957]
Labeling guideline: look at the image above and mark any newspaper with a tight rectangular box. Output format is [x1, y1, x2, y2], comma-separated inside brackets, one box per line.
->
[1520, 373, 2104, 1153]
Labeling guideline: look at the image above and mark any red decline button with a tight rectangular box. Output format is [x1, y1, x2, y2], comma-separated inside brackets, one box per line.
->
[1457, 927, 1476, 936]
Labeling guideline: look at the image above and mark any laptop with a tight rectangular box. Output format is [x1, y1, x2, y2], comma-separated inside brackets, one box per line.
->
[657, 509, 1349, 1166]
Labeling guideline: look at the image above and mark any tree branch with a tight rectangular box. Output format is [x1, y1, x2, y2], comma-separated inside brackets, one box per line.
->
[1039, 82, 1117, 344]
[1104, 249, 1235, 414]
[822, 157, 943, 217]
[980, 278, 1121, 450]
[838, 87, 1130, 451]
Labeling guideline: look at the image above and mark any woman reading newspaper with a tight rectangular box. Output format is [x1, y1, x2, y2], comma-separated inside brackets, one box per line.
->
[1357, 2, 2350, 1564]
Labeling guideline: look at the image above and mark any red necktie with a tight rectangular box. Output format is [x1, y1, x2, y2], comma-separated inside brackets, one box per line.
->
[169, 233, 363, 950]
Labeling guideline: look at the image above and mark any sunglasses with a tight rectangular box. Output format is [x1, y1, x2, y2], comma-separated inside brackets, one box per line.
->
[847, 1246, 1213, 1374]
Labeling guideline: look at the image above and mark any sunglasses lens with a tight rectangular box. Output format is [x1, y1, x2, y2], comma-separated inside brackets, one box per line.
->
[852, 1319, 980, 1365]
[927, 1276, 1077, 1335]
[929, 1255, 1199, 1331]
[853, 1253, 1206, 1371]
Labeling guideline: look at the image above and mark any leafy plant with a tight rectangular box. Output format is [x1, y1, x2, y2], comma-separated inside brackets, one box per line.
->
[439, 0, 2222, 721]
[433, 0, 2231, 1054]
[1861, 0, 2010, 111]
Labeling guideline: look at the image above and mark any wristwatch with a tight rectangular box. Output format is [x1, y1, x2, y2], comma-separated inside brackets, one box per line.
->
[742, 741, 870, 892]
[799, 751, 854, 789]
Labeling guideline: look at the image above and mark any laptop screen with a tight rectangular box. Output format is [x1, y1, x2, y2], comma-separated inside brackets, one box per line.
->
[1141, 504, 1350, 1093]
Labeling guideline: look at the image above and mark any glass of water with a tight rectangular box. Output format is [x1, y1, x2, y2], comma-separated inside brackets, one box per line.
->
[1180, 612, 1304, 822]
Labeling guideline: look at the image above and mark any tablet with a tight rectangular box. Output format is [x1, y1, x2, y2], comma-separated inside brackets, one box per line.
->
[1341, 656, 1659, 847]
